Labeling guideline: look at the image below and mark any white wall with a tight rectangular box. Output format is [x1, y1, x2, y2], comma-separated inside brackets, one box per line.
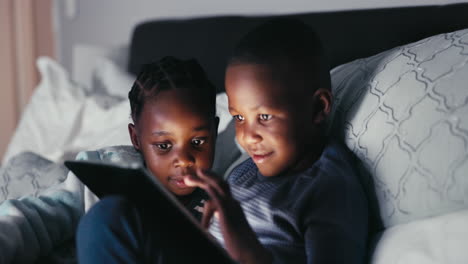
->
[54, 0, 468, 72]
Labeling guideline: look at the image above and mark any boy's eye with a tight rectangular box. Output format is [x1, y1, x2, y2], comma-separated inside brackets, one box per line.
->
[233, 115, 245, 121]
[192, 138, 206, 146]
[259, 114, 272, 121]
[155, 143, 172, 150]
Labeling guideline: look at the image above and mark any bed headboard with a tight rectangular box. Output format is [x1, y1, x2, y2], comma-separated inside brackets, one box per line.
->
[128, 3, 468, 92]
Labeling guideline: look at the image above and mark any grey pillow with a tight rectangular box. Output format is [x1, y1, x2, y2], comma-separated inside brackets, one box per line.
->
[328, 28, 468, 228]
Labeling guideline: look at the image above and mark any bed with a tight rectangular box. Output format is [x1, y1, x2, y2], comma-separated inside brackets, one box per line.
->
[1, 3, 468, 263]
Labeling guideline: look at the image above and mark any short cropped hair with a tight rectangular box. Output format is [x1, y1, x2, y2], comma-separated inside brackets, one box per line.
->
[229, 18, 331, 91]
[128, 56, 217, 122]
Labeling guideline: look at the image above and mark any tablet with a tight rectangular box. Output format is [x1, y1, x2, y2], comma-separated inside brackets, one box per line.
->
[64, 160, 233, 262]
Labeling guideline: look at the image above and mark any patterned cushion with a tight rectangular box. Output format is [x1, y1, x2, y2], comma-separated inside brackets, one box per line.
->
[0, 152, 69, 202]
[328, 28, 468, 227]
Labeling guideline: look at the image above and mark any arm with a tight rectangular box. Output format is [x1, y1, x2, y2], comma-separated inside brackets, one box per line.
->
[302, 172, 368, 264]
[0, 151, 97, 264]
[184, 169, 272, 264]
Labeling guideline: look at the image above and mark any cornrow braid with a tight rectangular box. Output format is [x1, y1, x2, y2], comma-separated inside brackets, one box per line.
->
[128, 56, 217, 122]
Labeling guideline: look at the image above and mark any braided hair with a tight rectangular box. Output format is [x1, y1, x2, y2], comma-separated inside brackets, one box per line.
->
[128, 56, 217, 122]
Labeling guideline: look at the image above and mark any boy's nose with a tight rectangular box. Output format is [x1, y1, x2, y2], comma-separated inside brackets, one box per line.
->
[174, 151, 195, 167]
[242, 124, 262, 144]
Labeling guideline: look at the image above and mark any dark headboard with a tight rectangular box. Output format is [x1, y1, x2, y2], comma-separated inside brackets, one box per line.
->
[128, 3, 468, 92]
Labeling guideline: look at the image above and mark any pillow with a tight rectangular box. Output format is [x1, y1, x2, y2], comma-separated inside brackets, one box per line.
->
[2, 57, 135, 164]
[2, 57, 87, 164]
[370, 208, 468, 264]
[0, 152, 69, 202]
[328, 28, 468, 228]
[72, 44, 129, 93]
[73, 45, 134, 109]
[66, 98, 133, 155]
[91, 55, 135, 102]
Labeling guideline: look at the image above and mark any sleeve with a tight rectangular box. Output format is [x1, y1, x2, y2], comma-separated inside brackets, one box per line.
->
[0, 151, 99, 264]
[302, 169, 368, 264]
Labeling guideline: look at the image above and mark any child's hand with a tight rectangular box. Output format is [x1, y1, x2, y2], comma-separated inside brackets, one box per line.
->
[184, 169, 272, 264]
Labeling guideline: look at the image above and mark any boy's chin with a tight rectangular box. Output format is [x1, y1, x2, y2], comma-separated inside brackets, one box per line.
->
[171, 187, 196, 197]
[257, 164, 282, 177]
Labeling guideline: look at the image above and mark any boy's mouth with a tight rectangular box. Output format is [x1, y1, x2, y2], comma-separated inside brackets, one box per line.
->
[170, 175, 192, 188]
[252, 151, 273, 164]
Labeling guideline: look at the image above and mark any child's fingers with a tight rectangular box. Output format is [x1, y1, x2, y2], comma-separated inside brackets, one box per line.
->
[183, 169, 233, 219]
[183, 173, 219, 196]
[210, 182, 233, 206]
[183, 174, 227, 207]
[201, 200, 215, 229]
[183, 169, 229, 200]
[196, 168, 231, 198]
[183, 174, 206, 188]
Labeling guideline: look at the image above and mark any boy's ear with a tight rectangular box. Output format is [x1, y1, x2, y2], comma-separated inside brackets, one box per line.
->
[312, 88, 332, 124]
[128, 123, 141, 151]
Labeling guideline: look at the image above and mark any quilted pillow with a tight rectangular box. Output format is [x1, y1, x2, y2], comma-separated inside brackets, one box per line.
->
[328, 28, 468, 228]
[0, 152, 68, 202]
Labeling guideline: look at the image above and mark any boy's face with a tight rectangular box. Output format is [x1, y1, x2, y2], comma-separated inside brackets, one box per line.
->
[226, 63, 323, 177]
[129, 89, 217, 196]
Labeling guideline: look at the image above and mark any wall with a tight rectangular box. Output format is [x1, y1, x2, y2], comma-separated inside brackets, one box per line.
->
[55, 0, 468, 72]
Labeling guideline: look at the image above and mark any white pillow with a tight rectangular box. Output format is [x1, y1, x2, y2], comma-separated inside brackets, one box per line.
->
[328, 28, 468, 228]
[66, 99, 132, 155]
[72, 44, 129, 93]
[60, 57, 134, 156]
[370, 208, 468, 264]
[72, 45, 134, 110]
[92, 55, 135, 100]
[3, 57, 134, 164]
[2, 57, 87, 164]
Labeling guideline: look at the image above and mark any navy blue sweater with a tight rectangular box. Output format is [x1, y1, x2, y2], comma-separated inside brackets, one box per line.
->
[209, 141, 368, 263]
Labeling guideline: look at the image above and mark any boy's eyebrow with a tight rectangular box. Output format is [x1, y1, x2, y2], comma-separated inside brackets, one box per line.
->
[152, 125, 210, 136]
[152, 131, 171, 136]
[229, 105, 262, 112]
[193, 125, 210, 131]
